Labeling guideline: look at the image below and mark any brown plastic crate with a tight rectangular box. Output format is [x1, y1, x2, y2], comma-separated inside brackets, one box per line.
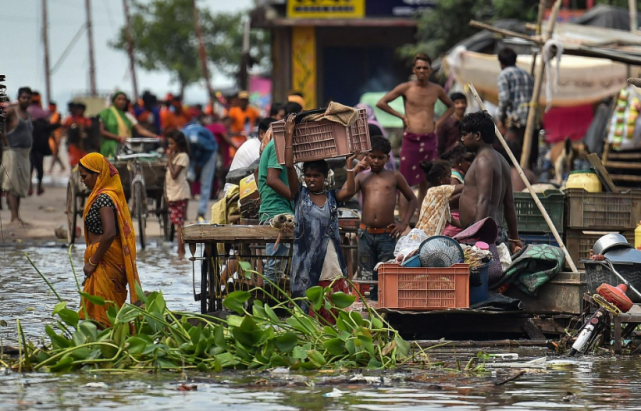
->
[565, 189, 641, 231]
[564, 229, 634, 270]
[378, 263, 470, 310]
[272, 108, 371, 164]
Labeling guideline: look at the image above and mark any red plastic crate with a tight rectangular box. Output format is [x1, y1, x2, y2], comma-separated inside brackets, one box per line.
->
[272, 108, 371, 164]
[378, 263, 470, 311]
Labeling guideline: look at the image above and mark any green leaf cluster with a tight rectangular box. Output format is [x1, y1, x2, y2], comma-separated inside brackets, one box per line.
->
[13, 276, 412, 373]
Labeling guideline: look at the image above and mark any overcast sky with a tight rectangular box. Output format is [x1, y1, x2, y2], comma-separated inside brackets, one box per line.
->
[0, 0, 253, 106]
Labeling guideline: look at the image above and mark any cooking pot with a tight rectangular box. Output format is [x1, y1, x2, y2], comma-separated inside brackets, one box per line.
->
[593, 233, 633, 256]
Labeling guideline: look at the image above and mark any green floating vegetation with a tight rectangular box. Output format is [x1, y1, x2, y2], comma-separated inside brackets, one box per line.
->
[7, 260, 419, 373]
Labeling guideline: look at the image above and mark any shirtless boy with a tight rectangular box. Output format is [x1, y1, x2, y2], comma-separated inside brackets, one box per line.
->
[354, 136, 418, 300]
[377, 53, 454, 218]
[458, 111, 522, 253]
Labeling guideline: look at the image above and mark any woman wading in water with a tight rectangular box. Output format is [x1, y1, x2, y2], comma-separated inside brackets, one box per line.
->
[78, 153, 142, 326]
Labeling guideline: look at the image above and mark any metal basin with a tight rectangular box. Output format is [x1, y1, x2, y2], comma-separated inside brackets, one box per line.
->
[592, 233, 633, 256]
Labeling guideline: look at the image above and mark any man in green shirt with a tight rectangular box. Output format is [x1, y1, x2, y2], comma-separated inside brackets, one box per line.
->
[258, 139, 295, 281]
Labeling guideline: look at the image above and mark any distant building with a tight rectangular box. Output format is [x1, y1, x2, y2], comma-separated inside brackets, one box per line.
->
[251, 0, 435, 109]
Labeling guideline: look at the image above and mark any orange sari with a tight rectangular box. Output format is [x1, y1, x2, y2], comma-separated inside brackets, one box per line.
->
[79, 153, 141, 327]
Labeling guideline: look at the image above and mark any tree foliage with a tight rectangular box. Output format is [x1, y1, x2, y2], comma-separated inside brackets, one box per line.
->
[111, 0, 270, 95]
[401, 0, 540, 61]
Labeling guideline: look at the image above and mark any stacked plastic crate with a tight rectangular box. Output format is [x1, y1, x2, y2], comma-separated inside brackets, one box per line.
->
[564, 189, 641, 269]
[512, 189, 565, 250]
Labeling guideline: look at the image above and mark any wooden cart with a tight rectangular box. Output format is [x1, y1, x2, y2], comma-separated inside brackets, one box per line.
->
[183, 220, 359, 314]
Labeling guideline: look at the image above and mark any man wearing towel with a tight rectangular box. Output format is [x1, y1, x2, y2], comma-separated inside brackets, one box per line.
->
[377, 53, 454, 218]
[1, 87, 33, 224]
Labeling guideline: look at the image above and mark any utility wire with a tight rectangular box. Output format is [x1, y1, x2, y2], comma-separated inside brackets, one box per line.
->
[50, 23, 87, 75]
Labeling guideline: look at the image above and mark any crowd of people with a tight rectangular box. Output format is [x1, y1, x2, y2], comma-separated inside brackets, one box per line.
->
[0, 48, 532, 324]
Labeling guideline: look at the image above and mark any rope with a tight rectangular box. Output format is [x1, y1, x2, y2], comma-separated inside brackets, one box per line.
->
[542, 39, 564, 111]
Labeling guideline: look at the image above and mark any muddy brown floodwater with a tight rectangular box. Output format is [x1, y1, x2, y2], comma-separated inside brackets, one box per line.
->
[3, 244, 641, 410]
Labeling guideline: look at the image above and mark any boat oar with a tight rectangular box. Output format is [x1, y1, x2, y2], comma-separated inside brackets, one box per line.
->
[468, 83, 578, 273]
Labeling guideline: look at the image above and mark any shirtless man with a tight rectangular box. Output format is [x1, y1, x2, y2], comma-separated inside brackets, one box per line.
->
[377, 53, 454, 217]
[353, 136, 417, 300]
[458, 111, 521, 253]
[1, 87, 33, 223]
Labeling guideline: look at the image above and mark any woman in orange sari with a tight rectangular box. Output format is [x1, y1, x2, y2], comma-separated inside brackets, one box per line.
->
[78, 153, 141, 327]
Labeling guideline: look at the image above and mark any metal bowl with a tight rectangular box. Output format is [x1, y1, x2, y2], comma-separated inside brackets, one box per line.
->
[593, 233, 633, 256]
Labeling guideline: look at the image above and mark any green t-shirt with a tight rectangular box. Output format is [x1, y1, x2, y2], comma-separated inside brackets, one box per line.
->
[258, 140, 294, 222]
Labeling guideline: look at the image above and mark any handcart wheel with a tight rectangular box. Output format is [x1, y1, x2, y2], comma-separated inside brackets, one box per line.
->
[201, 253, 209, 314]
[134, 182, 146, 250]
[160, 194, 173, 241]
[66, 181, 78, 245]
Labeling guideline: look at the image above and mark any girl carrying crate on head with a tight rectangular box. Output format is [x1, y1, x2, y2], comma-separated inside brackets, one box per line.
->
[283, 115, 366, 321]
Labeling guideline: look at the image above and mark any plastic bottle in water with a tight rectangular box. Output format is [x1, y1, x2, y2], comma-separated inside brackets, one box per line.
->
[571, 322, 595, 354]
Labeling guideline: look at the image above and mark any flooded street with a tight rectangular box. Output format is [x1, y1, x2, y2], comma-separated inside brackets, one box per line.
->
[0, 241, 198, 344]
[2, 243, 641, 410]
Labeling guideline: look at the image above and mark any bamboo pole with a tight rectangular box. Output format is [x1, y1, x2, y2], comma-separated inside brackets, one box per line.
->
[470, 20, 541, 44]
[535, 0, 547, 35]
[123, 0, 139, 102]
[85, 0, 97, 96]
[42, 0, 51, 104]
[468, 83, 578, 273]
[192, 0, 214, 103]
[520, 0, 562, 169]
[630, 0, 638, 33]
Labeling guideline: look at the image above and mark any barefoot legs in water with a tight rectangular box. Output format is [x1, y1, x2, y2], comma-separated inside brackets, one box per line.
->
[7, 193, 23, 223]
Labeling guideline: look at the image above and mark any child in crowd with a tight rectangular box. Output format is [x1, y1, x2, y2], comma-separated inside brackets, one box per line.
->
[353, 136, 418, 301]
[165, 130, 191, 258]
[441, 144, 475, 236]
[283, 115, 365, 317]
[442, 143, 475, 184]
[415, 160, 463, 237]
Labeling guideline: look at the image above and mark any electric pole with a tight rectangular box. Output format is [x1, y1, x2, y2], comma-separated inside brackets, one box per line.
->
[191, 0, 213, 103]
[85, 0, 97, 96]
[123, 0, 139, 101]
[239, 17, 250, 91]
[42, 0, 52, 104]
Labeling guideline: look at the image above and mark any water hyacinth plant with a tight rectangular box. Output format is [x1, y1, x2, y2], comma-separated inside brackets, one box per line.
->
[6, 255, 414, 373]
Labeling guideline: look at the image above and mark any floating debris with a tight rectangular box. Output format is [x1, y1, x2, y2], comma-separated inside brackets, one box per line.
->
[323, 388, 346, 398]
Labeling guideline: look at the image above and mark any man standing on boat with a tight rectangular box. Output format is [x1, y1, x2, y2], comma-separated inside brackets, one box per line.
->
[377, 53, 454, 218]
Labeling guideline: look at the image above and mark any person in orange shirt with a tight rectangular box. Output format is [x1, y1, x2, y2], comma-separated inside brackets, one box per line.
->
[160, 94, 191, 132]
[227, 91, 259, 158]
[48, 101, 66, 173]
[63, 102, 92, 167]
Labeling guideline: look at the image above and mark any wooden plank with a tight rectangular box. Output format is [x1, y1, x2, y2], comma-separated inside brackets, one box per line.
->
[614, 315, 623, 354]
[415, 340, 549, 348]
[183, 224, 293, 243]
[610, 174, 641, 182]
[604, 160, 641, 170]
[588, 153, 620, 193]
[607, 152, 641, 160]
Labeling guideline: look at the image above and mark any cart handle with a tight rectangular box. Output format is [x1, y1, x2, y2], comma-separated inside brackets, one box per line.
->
[116, 153, 162, 160]
[126, 138, 161, 144]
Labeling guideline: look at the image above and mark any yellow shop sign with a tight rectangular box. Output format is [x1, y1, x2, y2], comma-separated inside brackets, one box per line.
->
[287, 0, 365, 18]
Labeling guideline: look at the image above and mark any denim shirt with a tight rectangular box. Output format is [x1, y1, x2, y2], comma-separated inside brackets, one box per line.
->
[183, 123, 218, 168]
[290, 186, 347, 300]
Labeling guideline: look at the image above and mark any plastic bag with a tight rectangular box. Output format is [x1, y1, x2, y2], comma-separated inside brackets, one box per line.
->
[497, 243, 512, 272]
[394, 229, 428, 262]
